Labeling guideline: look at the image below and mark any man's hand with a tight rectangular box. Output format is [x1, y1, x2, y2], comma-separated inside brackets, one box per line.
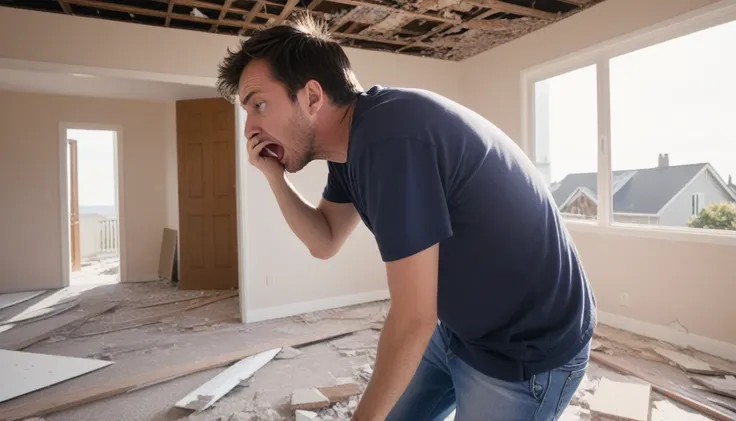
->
[247, 136, 284, 182]
[351, 243, 439, 421]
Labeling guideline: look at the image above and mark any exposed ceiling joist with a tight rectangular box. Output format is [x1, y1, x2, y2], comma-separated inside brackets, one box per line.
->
[465, 0, 558, 19]
[556, 0, 589, 6]
[57, 1, 72, 14]
[210, 0, 234, 32]
[1, 0, 608, 61]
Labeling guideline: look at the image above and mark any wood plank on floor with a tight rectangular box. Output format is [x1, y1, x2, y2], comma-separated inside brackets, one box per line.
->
[0, 291, 46, 311]
[690, 376, 736, 400]
[589, 376, 651, 421]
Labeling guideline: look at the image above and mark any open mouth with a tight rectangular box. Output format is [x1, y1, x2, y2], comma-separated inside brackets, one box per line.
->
[260, 143, 285, 162]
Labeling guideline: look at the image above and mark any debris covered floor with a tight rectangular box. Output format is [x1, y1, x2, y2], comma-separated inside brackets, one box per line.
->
[0, 281, 734, 421]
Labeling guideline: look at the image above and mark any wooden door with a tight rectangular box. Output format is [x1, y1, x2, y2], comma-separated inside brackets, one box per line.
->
[176, 98, 239, 290]
[68, 139, 81, 272]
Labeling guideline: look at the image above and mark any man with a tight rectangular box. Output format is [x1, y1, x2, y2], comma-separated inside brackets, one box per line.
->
[216, 14, 596, 421]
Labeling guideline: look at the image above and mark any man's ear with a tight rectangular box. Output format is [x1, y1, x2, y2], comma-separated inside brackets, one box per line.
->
[303, 80, 324, 115]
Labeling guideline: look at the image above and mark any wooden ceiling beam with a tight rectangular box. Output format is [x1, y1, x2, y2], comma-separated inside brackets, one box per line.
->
[63, 0, 262, 29]
[556, 0, 588, 6]
[210, 0, 234, 32]
[335, 31, 428, 47]
[57, 1, 73, 14]
[464, 0, 558, 19]
[271, 0, 300, 26]
[244, 0, 266, 26]
[307, 0, 324, 10]
[165, 0, 174, 26]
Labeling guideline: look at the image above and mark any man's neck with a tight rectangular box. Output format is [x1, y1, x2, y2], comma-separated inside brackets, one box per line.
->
[313, 99, 357, 163]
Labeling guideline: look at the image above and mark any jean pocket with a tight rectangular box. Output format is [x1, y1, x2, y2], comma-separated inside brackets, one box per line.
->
[553, 368, 587, 420]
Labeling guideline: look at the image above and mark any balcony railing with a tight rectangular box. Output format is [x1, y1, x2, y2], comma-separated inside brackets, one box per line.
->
[99, 219, 119, 253]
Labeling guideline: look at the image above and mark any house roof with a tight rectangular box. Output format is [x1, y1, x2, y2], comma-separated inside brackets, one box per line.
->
[551, 163, 708, 214]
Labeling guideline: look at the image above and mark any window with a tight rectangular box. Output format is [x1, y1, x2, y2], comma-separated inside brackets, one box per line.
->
[609, 20, 736, 231]
[526, 6, 736, 235]
[691, 193, 705, 216]
[533, 65, 598, 221]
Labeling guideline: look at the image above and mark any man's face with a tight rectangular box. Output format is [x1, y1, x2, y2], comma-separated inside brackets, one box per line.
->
[239, 60, 317, 173]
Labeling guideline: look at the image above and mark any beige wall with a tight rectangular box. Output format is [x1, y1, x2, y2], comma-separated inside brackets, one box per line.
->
[462, 0, 736, 345]
[0, 90, 174, 291]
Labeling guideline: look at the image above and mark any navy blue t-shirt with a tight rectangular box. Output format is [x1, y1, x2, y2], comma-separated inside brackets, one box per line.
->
[322, 86, 596, 382]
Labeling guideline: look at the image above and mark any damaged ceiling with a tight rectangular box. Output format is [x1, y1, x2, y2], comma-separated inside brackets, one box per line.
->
[0, 0, 607, 60]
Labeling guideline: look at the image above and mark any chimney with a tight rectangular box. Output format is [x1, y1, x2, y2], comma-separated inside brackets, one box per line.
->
[658, 153, 669, 168]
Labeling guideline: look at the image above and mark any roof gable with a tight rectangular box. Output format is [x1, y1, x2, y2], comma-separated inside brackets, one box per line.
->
[552, 163, 708, 215]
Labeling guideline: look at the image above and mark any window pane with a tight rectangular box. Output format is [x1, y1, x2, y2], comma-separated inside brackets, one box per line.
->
[610, 20, 736, 231]
[534, 64, 599, 221]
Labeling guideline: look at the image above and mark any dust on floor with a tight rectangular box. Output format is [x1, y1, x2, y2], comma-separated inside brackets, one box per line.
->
[0, 281, 733, 421]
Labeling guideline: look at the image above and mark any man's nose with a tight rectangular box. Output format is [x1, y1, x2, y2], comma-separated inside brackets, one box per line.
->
[244, 119, 259, 141]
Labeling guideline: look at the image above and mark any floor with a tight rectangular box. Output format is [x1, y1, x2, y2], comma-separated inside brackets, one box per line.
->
[0, 281, 733, 421]
[70, 253, 120, 286]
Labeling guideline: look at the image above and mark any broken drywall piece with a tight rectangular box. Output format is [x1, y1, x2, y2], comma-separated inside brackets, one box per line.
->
[295, 410, 320, 421]
[653, 347, 728, 376]
[291, 388, 330, 410]
[589, 377, 651, 421]
[175, 347, 281, 411]
[275, 346, 302, 360]
[0, 290, 45, 311]
[0, 349, 112, 403]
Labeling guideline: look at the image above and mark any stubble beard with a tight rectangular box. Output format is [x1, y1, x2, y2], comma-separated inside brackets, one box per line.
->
[286, 107, 317, 173]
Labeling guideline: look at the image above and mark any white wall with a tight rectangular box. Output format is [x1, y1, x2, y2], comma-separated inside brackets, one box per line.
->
[461, 0, 736, 348]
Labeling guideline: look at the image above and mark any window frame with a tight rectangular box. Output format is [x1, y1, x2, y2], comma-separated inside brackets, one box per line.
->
[520, 0, 736, 246]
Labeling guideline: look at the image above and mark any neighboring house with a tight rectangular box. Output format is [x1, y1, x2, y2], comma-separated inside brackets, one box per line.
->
[729, 175, 736, 195]
[551, 154, 736, 227]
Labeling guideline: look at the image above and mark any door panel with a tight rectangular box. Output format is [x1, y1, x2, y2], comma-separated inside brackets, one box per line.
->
[68, 139, 81, 272]
[176, 98, 238, 290]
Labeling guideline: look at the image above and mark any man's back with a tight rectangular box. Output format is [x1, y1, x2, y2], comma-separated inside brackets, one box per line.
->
[324, 86, 597, 381]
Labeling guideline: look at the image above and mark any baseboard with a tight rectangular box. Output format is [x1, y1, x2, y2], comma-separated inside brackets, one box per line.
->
[246, 289, 390, 323]
[598, 311, 736, 361]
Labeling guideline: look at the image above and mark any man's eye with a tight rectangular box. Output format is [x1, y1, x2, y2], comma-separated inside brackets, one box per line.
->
[255, 102, 266, 112]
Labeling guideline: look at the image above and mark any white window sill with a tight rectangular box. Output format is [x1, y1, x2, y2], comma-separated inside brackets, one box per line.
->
[563, 219, 736, 247]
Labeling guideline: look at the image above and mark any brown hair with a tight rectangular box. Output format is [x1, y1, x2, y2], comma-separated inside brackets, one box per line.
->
[216, 13, 362, 106]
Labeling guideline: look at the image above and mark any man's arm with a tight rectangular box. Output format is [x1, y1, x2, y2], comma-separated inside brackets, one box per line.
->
[267, 173, 360, 259]
[352, 243, 439, 421]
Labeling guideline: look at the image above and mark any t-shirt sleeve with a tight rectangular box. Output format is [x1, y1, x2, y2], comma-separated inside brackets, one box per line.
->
[322, 162, 352, 204]
[356, 137, 453, 262]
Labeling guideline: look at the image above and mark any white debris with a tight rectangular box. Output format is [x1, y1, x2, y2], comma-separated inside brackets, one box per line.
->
[295, 410, 320, 421]
[190, 7, 207, 18]
[291, 388, 330, 410]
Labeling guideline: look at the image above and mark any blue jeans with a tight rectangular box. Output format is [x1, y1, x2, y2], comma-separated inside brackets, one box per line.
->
[386, 323, 590, 421]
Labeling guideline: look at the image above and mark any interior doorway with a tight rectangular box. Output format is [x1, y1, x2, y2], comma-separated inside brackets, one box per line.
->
[63, 127, 122, 286]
